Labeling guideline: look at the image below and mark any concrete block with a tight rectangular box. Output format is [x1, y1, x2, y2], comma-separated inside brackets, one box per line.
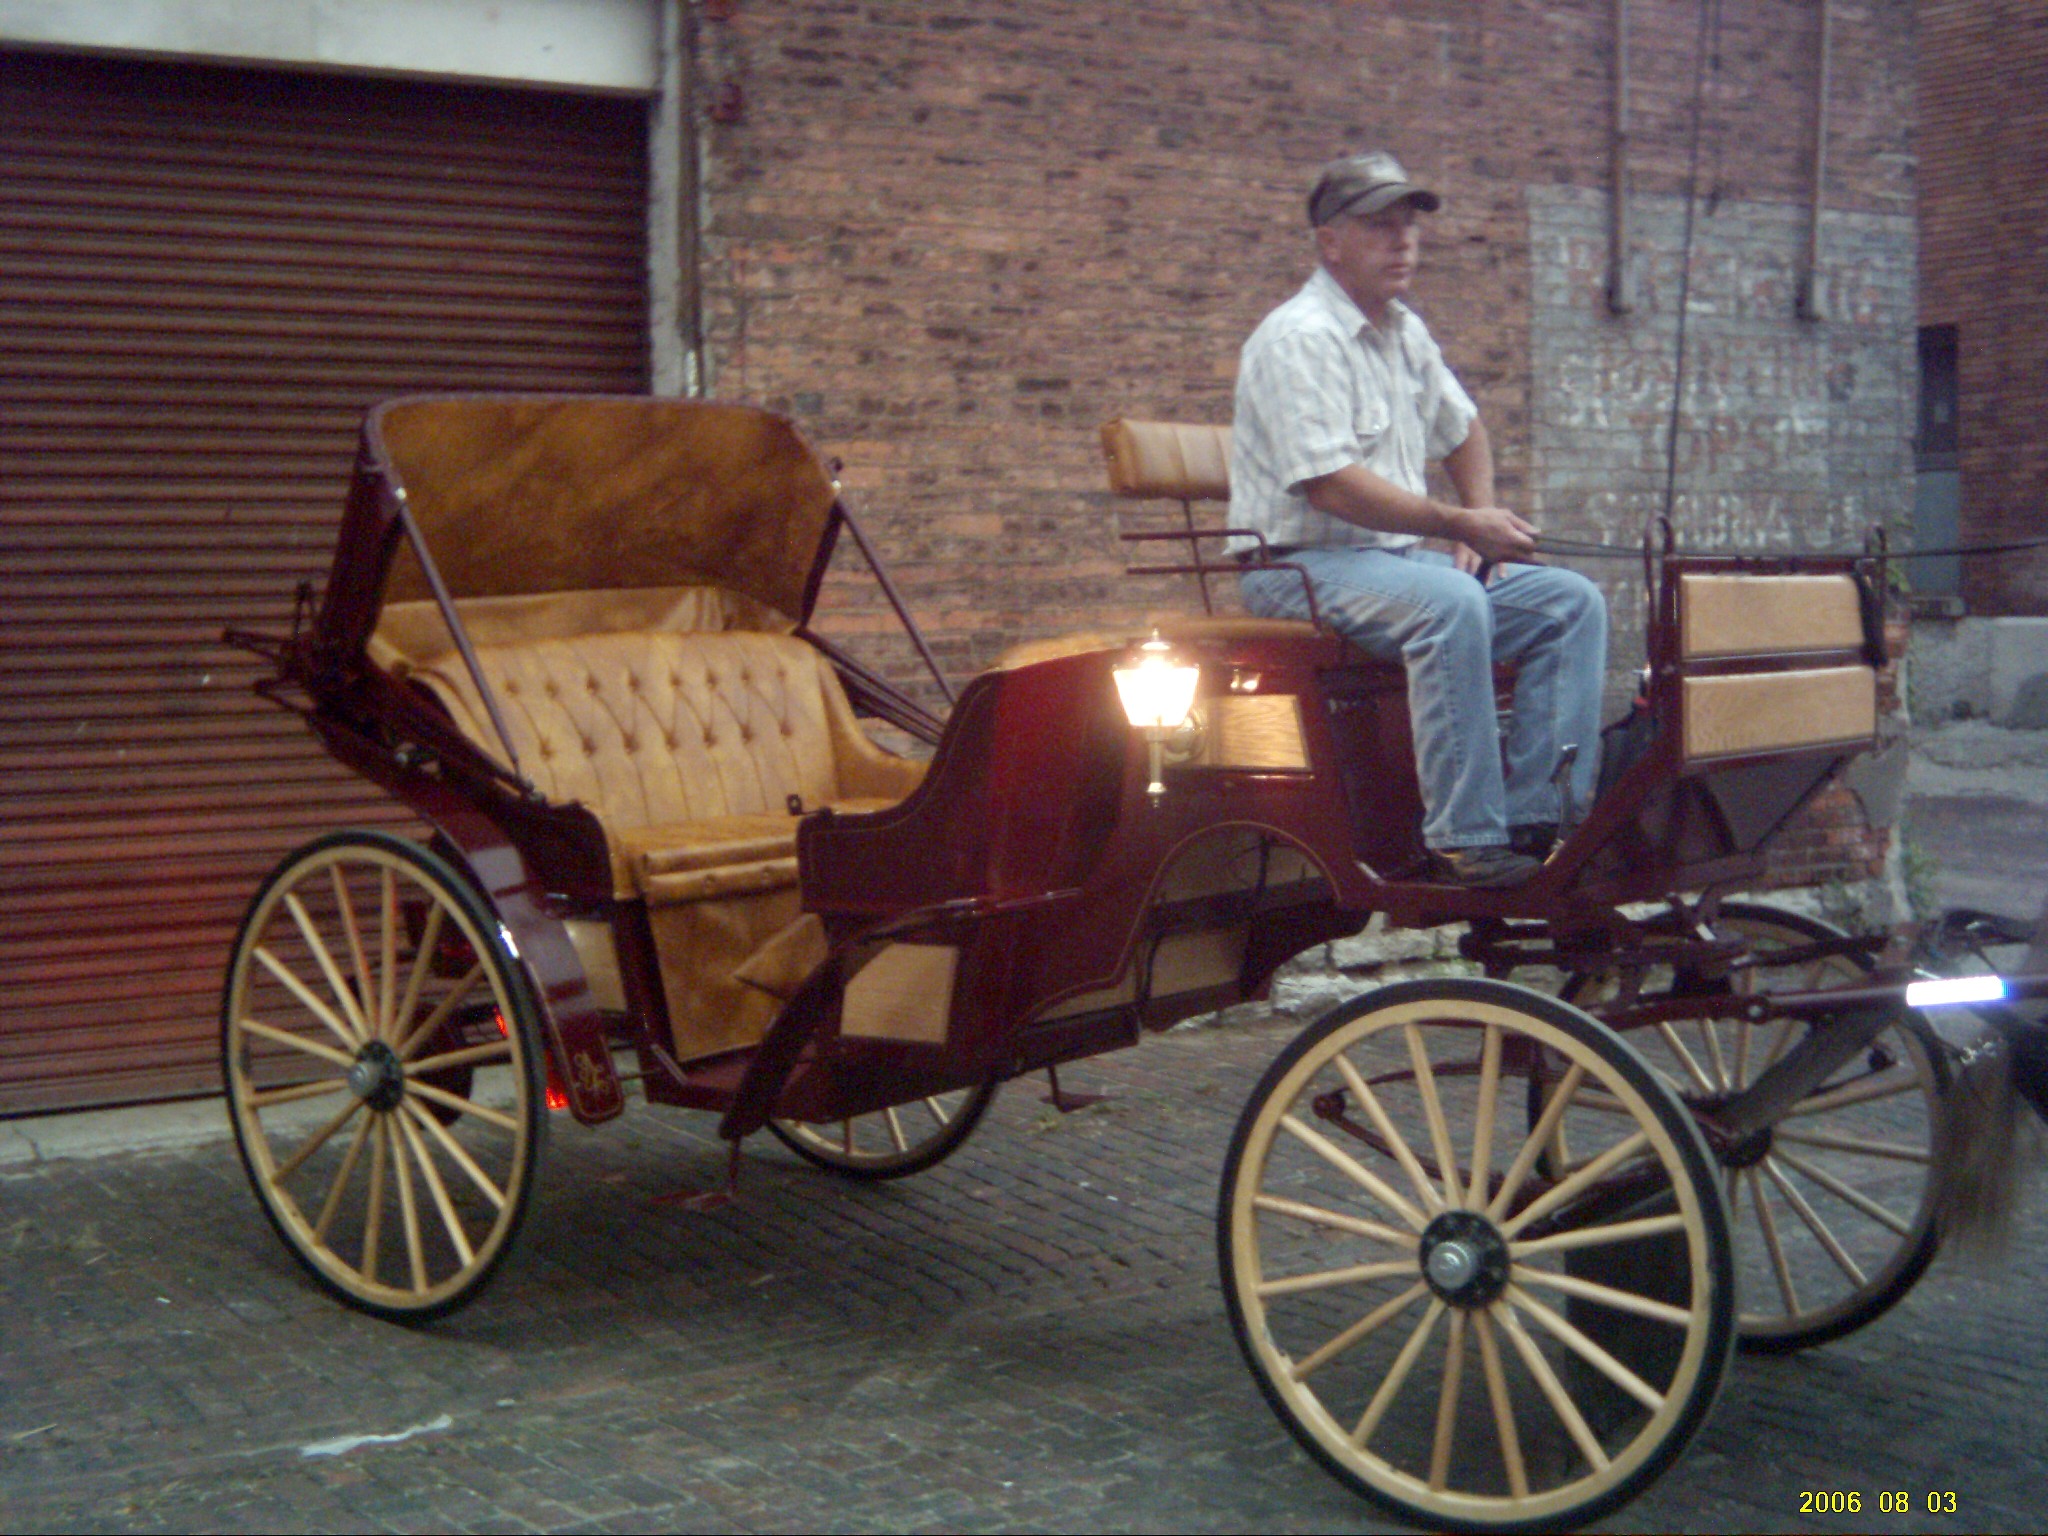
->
[1990, 618, 2048, 725]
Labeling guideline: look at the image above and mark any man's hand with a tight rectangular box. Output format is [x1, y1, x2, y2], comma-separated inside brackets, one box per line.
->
[1444, 504, 1538, 565]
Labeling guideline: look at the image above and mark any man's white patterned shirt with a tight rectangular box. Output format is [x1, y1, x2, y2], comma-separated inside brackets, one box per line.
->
[1227, 265, 1477, 555]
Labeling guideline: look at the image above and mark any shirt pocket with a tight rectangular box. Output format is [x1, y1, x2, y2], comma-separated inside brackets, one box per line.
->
[1353, 398, 1390, 454]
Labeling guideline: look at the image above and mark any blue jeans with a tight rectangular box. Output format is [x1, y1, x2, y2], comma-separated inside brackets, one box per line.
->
[1241, 546, 1608, 850]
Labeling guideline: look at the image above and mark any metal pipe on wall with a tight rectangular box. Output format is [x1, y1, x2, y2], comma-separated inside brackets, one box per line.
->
[1798, 0, 1833, 322]
[1607, 0, 1635, 315]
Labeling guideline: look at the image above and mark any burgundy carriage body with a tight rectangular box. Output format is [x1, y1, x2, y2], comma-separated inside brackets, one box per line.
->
[260, 394, 1888, 1136]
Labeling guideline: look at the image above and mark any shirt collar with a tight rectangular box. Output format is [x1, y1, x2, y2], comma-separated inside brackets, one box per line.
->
[1306, 265, 1412, 342]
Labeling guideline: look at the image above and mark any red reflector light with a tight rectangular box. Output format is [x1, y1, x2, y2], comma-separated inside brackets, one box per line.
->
[545, 1083, 568, 1111]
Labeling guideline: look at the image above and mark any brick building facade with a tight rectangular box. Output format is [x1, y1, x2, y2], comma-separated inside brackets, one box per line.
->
[1917, 0, 2048, 617]
[686, 0, 1918, 898]
[687, 0, 1917, 696]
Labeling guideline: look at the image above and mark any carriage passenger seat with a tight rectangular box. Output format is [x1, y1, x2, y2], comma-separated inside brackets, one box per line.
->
[372, 589, 924, 1063]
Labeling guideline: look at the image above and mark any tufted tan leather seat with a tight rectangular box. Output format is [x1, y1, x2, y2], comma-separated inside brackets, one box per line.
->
[380, 592, 923, 1060]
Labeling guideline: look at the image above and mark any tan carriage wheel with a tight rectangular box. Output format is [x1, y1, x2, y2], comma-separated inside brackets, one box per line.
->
[769, 1081, 998, 1180]
[1562, 902, 1945, 1353]
[1220, 978, 1734, 1533]
[223, 831, 547, 1322]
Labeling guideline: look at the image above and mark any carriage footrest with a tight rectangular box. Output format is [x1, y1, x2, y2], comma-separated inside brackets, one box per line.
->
[1043, 1065, 1107, 1113]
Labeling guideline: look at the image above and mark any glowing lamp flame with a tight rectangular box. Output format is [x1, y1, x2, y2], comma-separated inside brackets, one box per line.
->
[1113, 634, 1200, 800]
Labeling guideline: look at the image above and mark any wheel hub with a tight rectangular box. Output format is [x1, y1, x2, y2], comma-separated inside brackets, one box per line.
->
[347, 1039, 405, 1112]
[1721, 1125, 1773, 1169]
[1418, 1210, 1510, 1307]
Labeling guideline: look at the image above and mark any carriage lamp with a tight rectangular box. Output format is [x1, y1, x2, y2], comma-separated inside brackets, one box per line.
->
[1113, 633, 1201, 800]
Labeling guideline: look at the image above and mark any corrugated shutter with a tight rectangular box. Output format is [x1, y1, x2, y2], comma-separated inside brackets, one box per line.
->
[0, 51, 650, 1114]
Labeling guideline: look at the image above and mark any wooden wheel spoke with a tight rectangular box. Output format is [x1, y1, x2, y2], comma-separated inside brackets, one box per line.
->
[387, 1113, 430, 1292]
[1474, 1309, 1529, 1498]
[407, 1040, 512, 1076]
[1508, 1263, 1693, 1328]
[253, 945, 363, 1052]
[398, 1111, 476, 1269]
[1278, 1113, 1429, 1231]
[328, 864, 376, 1029]
[1287, 1282, 1426, 1381]
[236, 1015, 358, 1071]
[378, 868, 399, 1051]
[392, 962, 486, 1061]
[285, 893, 370, 1042]
[841, 1118, 856, 1155]
[249, 1078, 348, 1110]
[1749, 1172, 1801, 1315]
[408, 1079, 517, 1132]
[1489, 1063, 1585, 1220]
[922, 1097, 953, 1128]
[1403, 1024, 1465, 1210]
[313, 1110, 376, 1244]
[402, 1100, 508, 1212]
[1655, 1022, 1715, 1094]
[1497, 1299, 1610, 1472]
[1695, 1019, 1731, 1092]
[1254, 1260, 1419, 1298]
[362, 1116, 390, 1284]
[1509, 1213, 1688, 1257]
[1762, 1158, 1865, 1284]
[1786, 1068, 1924, 1118]
[1732, 1014, 1754, 1090]
[1772, 1149, 1912, 1236]
[1252, 1193, 1420, 1250]
[1428, 1308, 1468, 1492]
[1467, 1024, 1503, 1208]
[1774, 1129, 1930, 1163]
[884, 1106, 909, 1154]
[1500, 1130, 1652, 1239]
[1332, 1052, 1444, 1218]
[1351, 1299, 1445, 1449]
[271, 1096, 366, 1185]
[1506, 1284, 1667, 1414]
[391, 904, 445, 1048]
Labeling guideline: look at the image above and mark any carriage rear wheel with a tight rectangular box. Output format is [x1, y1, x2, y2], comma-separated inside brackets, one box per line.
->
[769, 1081, 998, 1179]
[1562, 902, 1945, 1353]
[223, 831, 546, 1322]
[1221, 978, 1734, 1533]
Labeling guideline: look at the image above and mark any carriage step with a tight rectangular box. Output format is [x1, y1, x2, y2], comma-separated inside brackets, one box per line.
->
[655, 1139, 744, 1210]
[1043, 1065, 1107, 1113]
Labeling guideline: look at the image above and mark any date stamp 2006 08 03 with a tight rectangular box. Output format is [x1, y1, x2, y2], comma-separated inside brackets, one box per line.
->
[1800, 1491, 1960, 1517]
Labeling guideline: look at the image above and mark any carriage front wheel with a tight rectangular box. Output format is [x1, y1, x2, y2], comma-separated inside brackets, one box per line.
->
[1220, 978, 1734, 1533]
[223, 831, 547, 1322]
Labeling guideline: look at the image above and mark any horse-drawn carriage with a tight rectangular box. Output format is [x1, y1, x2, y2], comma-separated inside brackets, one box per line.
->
[222, 396, 2042, 1531]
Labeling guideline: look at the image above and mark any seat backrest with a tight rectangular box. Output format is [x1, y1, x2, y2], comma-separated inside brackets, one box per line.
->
[409, 629, 852, 829]
[1099, 419, 1231, 502]
[1674, 572, 1876, 763]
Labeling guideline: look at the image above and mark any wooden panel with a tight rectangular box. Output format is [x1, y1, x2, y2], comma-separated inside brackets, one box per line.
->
[1679, 573, 1866, 659]
[0, 50, 648, 1115]
[1682, 667, 1877, 762]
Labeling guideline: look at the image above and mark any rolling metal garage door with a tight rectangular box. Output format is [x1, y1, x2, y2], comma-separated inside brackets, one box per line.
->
[0, 51, 649, 1114]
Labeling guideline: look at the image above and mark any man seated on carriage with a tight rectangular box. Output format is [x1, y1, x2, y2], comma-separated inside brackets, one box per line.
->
[1230, 151, 1609, 888]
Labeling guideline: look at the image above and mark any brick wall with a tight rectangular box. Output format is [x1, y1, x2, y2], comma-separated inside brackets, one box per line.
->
[1919, 0, 2048, 616]
[687, 0, 1917, 888]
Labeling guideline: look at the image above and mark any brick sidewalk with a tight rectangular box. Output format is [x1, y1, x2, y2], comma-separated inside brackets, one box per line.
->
[4, 1014, 2046, 1534]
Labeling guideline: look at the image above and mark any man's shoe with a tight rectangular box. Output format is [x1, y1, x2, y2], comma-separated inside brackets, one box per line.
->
[1508, 823, 1558, 860]
[1430, 845, 1542, 889]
